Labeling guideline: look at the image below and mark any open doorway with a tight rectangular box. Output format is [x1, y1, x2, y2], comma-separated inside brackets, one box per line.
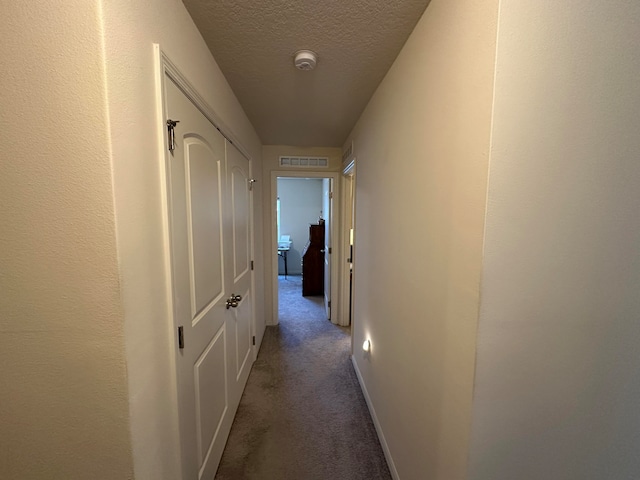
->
[271, 171, 340, 326]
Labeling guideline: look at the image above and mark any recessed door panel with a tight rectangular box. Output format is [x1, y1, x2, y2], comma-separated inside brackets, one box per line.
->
[231, 165, 249, 282]
[194, 326, 227, 471]
[185, 138, 224, 320]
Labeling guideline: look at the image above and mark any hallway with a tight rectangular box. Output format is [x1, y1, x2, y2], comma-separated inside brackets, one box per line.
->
[214, 276, 391, 479]
[4, 1, 640, 479]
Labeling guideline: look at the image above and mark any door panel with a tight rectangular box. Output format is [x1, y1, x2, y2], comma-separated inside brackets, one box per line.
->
[194, 327, 227, 467]
[231, 164, 250, 281]
[186, 138, 224, 318]
[227, 144, 253, 395]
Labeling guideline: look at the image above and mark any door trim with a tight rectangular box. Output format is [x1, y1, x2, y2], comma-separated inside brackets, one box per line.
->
[340, 159, 356, 334]
[270, 170, 340, 325]
[157, 48, 252, 161]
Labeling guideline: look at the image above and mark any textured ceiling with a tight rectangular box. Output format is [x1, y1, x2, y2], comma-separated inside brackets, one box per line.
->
[182, 0, 431, 147]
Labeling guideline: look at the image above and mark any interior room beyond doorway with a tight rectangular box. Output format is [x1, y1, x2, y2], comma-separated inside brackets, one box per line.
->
[273, 172, 341, 326]
[277, 178, 324, 278]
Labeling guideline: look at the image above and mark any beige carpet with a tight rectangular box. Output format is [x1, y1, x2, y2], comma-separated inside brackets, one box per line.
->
[214, 275, 392, 479]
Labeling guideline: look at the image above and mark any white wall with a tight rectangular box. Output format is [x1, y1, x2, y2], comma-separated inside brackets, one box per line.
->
[0, 2, 133, 478]
[100, 0, 264, 478]
[277, 178, 323, 275]
[468, 1, 640, 478]
[345, 0, 499, 477]
[0, 1, 264, 478]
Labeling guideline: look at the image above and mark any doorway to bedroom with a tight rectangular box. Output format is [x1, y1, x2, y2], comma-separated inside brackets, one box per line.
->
[272, 171, 340, 326]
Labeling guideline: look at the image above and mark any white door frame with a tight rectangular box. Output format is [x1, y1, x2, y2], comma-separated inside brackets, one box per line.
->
[154, 45, 257, 477]
[339, 159, 356, 336]
[270, 170, 341, 325]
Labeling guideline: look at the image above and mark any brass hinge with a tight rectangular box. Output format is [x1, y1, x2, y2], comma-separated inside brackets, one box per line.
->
[329, 191, 333, 199]
[251, 260, 254, 270]
[252, 336, 256, 346]
[329, 247, 332, 254]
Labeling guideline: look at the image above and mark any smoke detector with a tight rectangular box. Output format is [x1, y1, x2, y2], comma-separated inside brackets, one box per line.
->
[294, 50, 318, 71]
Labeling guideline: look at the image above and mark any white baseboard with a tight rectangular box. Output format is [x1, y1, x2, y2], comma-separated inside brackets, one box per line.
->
[351, 356, 400, 480]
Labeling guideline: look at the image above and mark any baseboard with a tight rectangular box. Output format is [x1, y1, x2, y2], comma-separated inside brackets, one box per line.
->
[351, 356, 400, 480]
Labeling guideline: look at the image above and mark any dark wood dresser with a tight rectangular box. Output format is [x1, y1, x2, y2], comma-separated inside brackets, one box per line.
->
[301, 223, 325, 296]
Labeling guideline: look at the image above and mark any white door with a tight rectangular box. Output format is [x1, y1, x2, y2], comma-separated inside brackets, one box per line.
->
[164, 76, 252, 480]
[322, 179, 333, 320]
[225, 142, 253, 404]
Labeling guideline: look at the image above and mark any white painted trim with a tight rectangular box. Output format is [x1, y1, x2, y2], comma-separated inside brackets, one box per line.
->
[270, 172, 279, 324]
[248, 154, 260, 359]
[153, 44, 183, 480]
[271, 170, 341, 325]
[339, 160, 356, 329]
[351, 356, 400, 480]
[160, 51, 252, 162]
[342, 158, 355, 176]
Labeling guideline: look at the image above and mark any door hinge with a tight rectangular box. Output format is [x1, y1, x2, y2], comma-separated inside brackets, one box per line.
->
[329, 247, 332, 254]
[167, 119, 180, 152]
[252, 336, 256, 346]
[251, 260, 254, 270]
[329, 191, 333, 199]
[178, 326, 184, 349]
[328, 301, 331, 308]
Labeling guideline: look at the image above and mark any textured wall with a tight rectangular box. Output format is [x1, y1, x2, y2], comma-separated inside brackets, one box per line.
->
[0, 2, 133, 479]
[100, 0, 264, 478]
[469, 1, 640, 478]
[346, 0, 499, 477]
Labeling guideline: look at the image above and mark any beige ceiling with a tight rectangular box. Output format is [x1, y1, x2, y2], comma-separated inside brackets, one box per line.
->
[182, 0, 431, 147]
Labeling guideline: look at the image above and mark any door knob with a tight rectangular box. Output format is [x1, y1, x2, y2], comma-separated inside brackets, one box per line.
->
[226, 294, 242, 309]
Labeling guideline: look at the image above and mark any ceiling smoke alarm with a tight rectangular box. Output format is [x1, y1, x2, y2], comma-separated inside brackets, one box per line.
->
[294, 50, 318, 71]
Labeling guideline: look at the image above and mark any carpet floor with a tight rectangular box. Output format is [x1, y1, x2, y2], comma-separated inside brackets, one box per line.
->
[214, 275, 392, 480]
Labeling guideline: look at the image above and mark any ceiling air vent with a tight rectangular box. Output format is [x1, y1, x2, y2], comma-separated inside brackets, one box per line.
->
[279, 156, 329, 168]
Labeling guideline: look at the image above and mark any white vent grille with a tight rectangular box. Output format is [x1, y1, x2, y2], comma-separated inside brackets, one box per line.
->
[279, 156, 329, 168]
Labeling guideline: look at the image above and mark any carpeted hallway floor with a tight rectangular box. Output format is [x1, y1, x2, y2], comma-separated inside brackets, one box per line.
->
[214, 275, 392, 480]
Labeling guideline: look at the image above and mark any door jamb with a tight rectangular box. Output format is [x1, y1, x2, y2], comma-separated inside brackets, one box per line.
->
[340, 159, 356, 337]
